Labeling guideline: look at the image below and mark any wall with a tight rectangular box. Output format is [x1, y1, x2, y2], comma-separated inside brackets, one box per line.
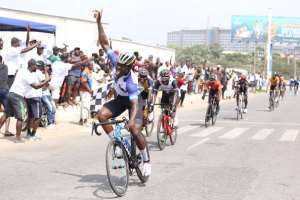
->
[0, 8, 175, 62]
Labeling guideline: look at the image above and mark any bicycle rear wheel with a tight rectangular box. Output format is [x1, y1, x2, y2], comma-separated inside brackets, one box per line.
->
[106, 141, 129, 197]
[157, 115, 167, 150]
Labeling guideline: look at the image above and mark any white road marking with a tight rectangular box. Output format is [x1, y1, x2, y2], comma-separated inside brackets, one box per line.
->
[280, 129, 298, 142]
[190, 127, 224, 138]
[180, 120, 300, 127]
[187, 138, 210, 151]
[219, 128, 249, 139]
[178, 125, 198, 135]
[251, 129, 273, 140]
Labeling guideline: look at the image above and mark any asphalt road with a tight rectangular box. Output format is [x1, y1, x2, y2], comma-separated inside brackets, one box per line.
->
[1, 91, 300, 200]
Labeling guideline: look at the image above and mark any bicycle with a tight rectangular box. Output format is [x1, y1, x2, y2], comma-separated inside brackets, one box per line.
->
[294, 84, 298, 96]
[141, 103, 155, 137]
[91, 117, 150, 197]
[236, 92, 244, 120]
[269, 90, 275, 111]
[155, 104, 178, 151]
[204, 94, 218, 127]
[274, 89, 280, 108]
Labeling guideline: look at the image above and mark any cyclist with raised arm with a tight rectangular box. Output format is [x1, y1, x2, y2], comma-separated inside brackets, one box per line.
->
[151, 69, 180, 127]
[94, 10, 151, 177]
[235, 74, 249, 113]
[202, 74, 222, 115]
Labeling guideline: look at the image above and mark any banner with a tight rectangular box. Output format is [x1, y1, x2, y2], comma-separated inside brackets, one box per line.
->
[232, 15, 300, 42]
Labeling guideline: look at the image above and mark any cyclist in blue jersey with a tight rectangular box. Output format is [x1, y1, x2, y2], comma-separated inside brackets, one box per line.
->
[94, 10, 151, 176]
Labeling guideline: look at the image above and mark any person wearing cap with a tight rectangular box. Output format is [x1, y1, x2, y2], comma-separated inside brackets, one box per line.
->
[0, 59, 50, 142]
[25, 60, 48, 140]
[48, 46, 61, 63]
[32, 44, 47, 63]
[4, 37, 40, 88]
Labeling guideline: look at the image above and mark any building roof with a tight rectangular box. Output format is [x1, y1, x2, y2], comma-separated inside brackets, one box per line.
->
[0, 6, 108, 25]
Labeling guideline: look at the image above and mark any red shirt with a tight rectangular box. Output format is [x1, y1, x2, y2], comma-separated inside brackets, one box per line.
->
[206, 80, 223, 91]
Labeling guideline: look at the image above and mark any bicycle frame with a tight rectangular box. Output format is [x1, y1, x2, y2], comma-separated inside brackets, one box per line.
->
[158, 104, 174, 136]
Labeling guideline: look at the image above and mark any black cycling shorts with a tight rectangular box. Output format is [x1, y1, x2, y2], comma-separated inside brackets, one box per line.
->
[103, 96, 132, 118]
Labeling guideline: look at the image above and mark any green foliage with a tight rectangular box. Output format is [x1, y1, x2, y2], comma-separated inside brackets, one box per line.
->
[172, 44, 299, 77]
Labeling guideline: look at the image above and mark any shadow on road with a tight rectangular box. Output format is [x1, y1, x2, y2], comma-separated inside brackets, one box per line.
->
[189, 123, 206, 127]
[53, 170, 146, 199]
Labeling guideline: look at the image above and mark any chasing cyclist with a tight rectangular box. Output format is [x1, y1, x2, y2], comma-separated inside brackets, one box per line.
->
[151, 69, 180, 127]
[279, 75, 287, 100]
[94, 10, 151, 177]
[136, 68, 154, 130]
[234, 74, 249, 113]
[267, 72, 280, 109]
[202, 74, 222, 115]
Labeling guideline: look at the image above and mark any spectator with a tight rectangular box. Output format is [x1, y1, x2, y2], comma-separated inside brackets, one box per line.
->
[79, 62, 93, 125]
[187, 64, 195, 94]
[33, 44, 48, 62]
[153, 57, 161, 79]
[49, 54, 72, 105]
[0, 59, 50, 142]
[0, 38, 3, 56]
[48, 46, 61, 63]
[25, 60, 47, 140]
[176, 70, 187, 107]
[5, 37, 39, 88]
[40, 62, 56, 127]
[0, 55, 12, 136]
[66, 54, 91, 105]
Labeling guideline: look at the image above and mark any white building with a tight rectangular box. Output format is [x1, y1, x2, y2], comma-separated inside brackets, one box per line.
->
[0, 7, 175, 62]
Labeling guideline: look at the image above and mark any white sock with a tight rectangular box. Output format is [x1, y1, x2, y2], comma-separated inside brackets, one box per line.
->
[107, 131, 114, 140]
[141, 149, 149, 162]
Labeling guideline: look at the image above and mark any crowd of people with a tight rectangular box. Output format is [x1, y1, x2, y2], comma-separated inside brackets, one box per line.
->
[0, 21, 270, 143]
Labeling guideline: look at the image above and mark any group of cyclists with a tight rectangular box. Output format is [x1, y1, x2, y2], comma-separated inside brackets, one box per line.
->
[91, 10, 300, 196]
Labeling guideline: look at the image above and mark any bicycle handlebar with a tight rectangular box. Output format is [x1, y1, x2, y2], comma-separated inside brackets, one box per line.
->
[91, 117, 128, 136]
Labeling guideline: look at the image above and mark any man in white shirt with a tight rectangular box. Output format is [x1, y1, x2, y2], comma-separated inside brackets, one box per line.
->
[4, 37, 40, 88]
[0, 59, 50, 142]
[32, 44, 48, 63]
[49, 54, 73, 104]
[25, 60, 46, 140]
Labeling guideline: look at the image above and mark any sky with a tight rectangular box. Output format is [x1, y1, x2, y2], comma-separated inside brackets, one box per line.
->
[1, 0, 300, 45]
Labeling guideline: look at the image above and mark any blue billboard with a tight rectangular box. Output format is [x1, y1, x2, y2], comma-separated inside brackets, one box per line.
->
[232, 15, 300, 42]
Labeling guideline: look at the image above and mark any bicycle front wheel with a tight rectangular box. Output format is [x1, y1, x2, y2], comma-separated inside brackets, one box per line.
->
[106, 141, 129, 197]
[211, 105, 217, 125]
[204, 105, 211, 128]
[170, 127, 178, 145]
[157, 115, 167, 150]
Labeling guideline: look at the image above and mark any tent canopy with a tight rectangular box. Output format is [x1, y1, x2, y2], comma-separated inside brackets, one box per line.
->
[0, 17, 56, 34]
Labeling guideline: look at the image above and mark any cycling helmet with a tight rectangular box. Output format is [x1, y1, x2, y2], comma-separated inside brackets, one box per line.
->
[208, 74, 216, 81]
[240, 74, 247, 80]
[118, 53, 136, 67]
[160, 69, 171, 83]
[160, 69, 171, 79]
[138, 68, 149, 78]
